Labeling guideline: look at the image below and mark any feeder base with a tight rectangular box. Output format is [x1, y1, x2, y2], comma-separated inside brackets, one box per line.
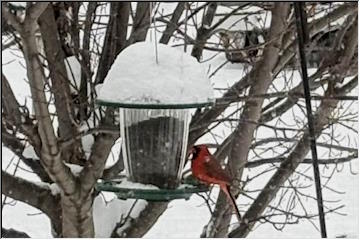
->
[95, 176, 209, 201]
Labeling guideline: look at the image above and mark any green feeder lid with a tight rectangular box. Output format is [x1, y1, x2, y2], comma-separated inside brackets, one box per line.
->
[96, 42, 214, 109]
[95, 176, 209, 201]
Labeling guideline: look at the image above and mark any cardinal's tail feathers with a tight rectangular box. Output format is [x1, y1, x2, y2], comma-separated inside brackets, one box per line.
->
[222, 184, 241, 223]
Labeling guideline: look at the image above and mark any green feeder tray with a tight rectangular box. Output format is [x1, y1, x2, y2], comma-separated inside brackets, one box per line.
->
[95, 99, 214, 110]
[95, 176, 209, 201]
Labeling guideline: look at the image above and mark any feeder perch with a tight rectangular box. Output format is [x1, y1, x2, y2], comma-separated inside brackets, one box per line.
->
[95, 42, 214, 200]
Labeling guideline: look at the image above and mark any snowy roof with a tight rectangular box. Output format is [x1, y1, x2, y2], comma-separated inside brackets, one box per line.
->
[97, 42, 214, 109]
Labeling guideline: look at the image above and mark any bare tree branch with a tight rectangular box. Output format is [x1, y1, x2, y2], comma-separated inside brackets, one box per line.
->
[1, 3, 23, 31]
[38, 5, 83, 165]
[229, 18, 358, 237]
[191, 2, 217, 60]
[78, 2, 98, 121]
[25, 2, 49, 22]
[159, 2, 185, 44]
[125, 2, 151, 47]
[2, 73, 41, 151]
[79, 111, 120, 196]
[69, 2, 81, 52]
[1, 130, 50, 182]
[2, 171, 62, 233]
[229, 88, 339, 237]
[19, 9, 77, 195]
[1, 38, 17, 50]
[121, 202, 169, 237]
[202, 4, 291, 237]
[95, 2, 130, 84]
[102, 156, 124, 181]
[1, 228, 30, 238]
[246, 155, 357, 168]
[189, 3, 357, 144]
[251, 137, 358, 153]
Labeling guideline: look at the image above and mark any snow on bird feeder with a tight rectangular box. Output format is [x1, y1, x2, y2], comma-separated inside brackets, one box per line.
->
[96, 42, 213, 200]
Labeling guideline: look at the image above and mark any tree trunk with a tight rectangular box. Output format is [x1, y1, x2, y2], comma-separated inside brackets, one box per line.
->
[95, 2, 130, 84]
[61, 193, 94, 237]
[38, 5, 84, 165]
[191, 3, 217, 61]
[201, 3, 291, 237]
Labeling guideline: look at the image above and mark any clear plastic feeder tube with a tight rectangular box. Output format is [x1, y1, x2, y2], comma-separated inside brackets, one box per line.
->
[119, 108, 190, 189]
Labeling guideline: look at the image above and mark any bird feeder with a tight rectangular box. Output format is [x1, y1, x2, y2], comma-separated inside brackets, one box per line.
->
[95, 42, 213, 200]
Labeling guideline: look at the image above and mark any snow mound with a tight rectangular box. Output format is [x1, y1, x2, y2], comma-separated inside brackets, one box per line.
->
[97, 42, 214, 107]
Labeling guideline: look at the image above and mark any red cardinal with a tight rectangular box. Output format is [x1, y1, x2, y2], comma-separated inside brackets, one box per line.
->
[189, 144, 241, 222]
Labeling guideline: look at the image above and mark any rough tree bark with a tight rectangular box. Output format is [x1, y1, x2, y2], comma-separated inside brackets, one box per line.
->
[2, 3, 112, 237]
[95, 2, 130, 84]
[191, 2, 217, 61]
[79, 2, 97, 121]
[202, 3, 291, 237]
[125, 2, 151, 46]
[38, 5, 83, 165]
[159, 2, 185, 44]
[2, 171, 62, 233]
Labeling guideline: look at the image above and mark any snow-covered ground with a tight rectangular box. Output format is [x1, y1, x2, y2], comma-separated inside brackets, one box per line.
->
[2, 50, 358, 237]
[2, 160, 358, 238]
[2, 3, 358, 238]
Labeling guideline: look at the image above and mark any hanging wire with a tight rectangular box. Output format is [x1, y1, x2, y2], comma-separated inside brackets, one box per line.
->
[150, 2, 159, 64]
[294, 2, 327, 238]
[149, 2, 153, 42]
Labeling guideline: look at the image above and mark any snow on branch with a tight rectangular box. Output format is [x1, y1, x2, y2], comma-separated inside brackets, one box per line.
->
[2, 171, 60, 217]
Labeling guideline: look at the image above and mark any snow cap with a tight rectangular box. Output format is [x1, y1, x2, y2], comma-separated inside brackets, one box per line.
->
[97, 42, 214, 109]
